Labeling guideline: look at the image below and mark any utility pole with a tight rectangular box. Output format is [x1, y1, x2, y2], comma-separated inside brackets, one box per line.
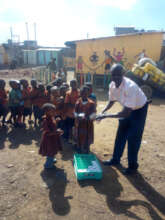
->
[25, 22, 29, 41]
[10, 26, 13, 42]
[34, 22, 37, 42]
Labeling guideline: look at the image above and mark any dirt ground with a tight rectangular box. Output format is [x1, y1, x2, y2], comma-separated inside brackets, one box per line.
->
[0, 70, 165, 220]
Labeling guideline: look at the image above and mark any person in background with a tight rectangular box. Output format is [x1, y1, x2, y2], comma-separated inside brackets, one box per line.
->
[85, 82, 97, 104]
[39, 103, 63, 169]
[21, 79, 33, 125]
[74, 86, 96, 153]
[63, 66, 67, 82]
[8, 80, 23, 127]
[64, 79, 80, 144]
[96, 64, 149, 175]
[47, 58, 57, 80]
[0, 79, 8, 127]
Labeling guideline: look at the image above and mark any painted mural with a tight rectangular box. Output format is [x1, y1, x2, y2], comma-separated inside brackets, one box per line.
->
[75, 32, 163, 75]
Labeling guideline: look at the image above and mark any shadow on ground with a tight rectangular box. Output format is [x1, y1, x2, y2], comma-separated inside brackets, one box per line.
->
[40, 168, 72, 216]
[0, 126, 41, 149]
[78, 165, 164, 220]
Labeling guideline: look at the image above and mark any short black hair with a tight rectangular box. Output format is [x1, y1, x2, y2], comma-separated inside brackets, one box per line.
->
[70, 79, 77, 86]
[42, 103, 56, 112]
[110, 64, 125, 75]
[80, 85, 90, 94]
[85, 82, 92, 88]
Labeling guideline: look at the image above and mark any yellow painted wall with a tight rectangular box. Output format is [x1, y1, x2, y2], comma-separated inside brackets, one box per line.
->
[75, 32, 163, 74]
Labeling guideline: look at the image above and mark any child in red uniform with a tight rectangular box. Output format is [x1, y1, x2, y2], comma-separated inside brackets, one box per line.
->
[30, 79, 39, 126]
[34, 83, 47, 126]
[39, 103, 63, 169]
[21, 79, 32, 125]
[50, 86, 61, 118]
[0, 79, 8, 127]
[64, 79, 80, 143]
[46, 85, 52, 103]
[75, 86, 96, 153]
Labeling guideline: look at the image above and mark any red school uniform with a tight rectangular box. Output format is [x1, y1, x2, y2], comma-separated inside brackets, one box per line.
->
[0, 89, 8, 106]
[39, 116, 62, 157]
[22, 87, 32, 108]
[75, 98, 96, 148]
[64, 89, 80, 118]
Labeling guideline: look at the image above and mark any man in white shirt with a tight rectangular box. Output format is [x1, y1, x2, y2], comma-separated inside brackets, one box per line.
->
[96, 64, 149, 175]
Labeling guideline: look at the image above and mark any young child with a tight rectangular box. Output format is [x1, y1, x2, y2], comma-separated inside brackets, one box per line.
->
[39, 103, 63, 169]
[21, 79, 32, 125]
[64, 79, 80, 143]
[0, 79, 8, 127]
[8, 80, 23, 127]
[34, 83, 47, 126]
[74, 86, 96, 153]
[85, 82, 97, 104]
[30, 79, 39, 126]
[50, 86, 61, 118]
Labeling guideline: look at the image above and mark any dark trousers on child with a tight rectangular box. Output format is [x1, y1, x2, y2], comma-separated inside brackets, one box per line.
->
[112, 102, 149, 169]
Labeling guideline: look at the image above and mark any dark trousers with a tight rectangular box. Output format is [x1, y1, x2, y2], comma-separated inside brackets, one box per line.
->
[112, 103, 149, 169]
[65, 117, 75, 140]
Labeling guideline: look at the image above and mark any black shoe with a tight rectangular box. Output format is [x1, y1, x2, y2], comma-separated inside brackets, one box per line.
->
[122, 168, 137, 175]
[102, 159, 120, 166]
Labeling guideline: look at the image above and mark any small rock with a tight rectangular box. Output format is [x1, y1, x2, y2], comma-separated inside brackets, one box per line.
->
[7, 164, 14, 168]
[28, 151, 35, 153]
[10, 179, 16, 184]
[22, 192, 27, 197]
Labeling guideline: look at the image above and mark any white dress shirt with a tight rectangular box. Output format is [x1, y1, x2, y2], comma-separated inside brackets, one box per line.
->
[109, 77, 147, 110]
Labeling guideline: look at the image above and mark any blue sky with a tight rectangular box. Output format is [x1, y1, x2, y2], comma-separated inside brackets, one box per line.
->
[0, 0, 165, 46]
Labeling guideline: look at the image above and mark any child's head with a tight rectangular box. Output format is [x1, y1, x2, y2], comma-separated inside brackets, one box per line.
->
[31, 79, 37, 88]
[38, 83, 45, 93]
[42, 103, 56, 117]
[70, 79, 77, 90]
[60, 85, 66, 97]
[0, 79, 6, 89]
[62, 82, 69, 91]
[85, 82, 93, 95]
[9, 80, 19, 89]
[80, 85, 89, 100]
[21, 79, 28, 88]
[56, 78, 63, 87]
[51, 86, 60, 97]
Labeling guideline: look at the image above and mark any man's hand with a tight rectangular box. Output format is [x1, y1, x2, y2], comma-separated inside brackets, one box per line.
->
[96, 114, 107, 121]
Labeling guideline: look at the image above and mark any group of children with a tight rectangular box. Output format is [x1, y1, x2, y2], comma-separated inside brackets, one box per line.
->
[0, 76, 97, 169]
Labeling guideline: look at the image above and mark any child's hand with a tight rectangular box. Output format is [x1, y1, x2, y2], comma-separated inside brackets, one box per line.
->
[57, 128, 64, 136]
[77, 113, 85, 120]
[56, 117, 61, 123]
